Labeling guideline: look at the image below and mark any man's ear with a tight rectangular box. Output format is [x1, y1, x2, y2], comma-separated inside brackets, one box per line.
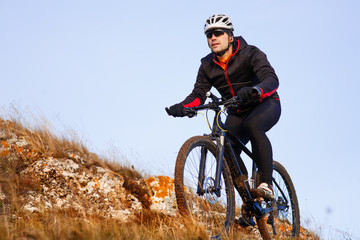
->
[229, 36, 234, 42]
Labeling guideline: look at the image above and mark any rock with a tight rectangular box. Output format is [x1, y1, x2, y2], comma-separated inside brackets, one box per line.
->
[144, 176, 177, 215]
[19, 156, 143, 221]
[0, 125, 178, 222]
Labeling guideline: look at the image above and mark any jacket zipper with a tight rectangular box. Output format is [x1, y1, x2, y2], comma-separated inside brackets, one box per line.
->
[224, 63, 235, 96]
[213, 39, 240, 97]
[213, 60, 236, 97]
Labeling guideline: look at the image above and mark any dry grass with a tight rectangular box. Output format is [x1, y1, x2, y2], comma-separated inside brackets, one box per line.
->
[0, 110, 142, 178]
[0, 210, 212, 240]
[0, 206, 267, 240]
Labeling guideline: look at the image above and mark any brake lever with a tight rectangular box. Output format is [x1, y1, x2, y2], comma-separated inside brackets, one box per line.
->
[223, 96, 242, 108]
[183, 108, 197, 118]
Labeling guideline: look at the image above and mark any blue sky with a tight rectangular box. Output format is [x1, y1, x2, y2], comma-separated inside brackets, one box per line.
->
[1, 0, 360, 239]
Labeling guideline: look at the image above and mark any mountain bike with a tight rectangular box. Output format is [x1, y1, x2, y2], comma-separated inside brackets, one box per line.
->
[166, 92, 300, 239]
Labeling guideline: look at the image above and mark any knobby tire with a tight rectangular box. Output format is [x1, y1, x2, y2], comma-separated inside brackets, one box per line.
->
[174, 136, 235, 238]
[257, 161, 300, 239]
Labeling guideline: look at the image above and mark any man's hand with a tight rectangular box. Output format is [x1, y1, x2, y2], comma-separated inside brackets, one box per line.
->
[237, 86, 261, 102]
[165, 103, 185, 117]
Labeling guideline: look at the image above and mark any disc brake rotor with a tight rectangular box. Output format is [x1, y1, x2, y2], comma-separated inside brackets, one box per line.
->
[205, 177, 219, 204]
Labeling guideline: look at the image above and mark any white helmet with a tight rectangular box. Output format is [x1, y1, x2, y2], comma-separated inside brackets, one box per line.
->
[204, 14, 234, 34]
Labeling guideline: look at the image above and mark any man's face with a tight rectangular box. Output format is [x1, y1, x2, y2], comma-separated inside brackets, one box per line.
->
[206, 29, 233, 55]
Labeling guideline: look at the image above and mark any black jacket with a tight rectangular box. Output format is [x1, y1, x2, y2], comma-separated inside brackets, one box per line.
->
[180, 36, 279, 112]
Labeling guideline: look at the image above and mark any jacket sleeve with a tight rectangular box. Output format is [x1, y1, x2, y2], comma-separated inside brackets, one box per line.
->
[249, 47, 279, 99]
[180, 65, 212, 107]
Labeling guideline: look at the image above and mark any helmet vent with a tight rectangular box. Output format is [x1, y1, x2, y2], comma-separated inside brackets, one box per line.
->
[204, 14, 234, 34]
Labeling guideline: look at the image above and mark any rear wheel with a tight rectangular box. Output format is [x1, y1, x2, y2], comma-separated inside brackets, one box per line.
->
[174, 136, 235, 238]
[257, 161, 300, 239]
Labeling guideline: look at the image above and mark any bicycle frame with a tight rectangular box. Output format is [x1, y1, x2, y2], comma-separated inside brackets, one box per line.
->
[202, 107, 256, 199]
[195, 104, 289, 217]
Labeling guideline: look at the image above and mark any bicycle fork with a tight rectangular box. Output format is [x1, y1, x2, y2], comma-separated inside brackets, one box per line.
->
[196, 132, 225, 198]
[213, 132, 226, 197]
[196, 146, 207, 195]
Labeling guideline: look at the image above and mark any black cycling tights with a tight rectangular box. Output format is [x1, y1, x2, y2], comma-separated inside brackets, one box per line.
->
[225, 99, 281, 185]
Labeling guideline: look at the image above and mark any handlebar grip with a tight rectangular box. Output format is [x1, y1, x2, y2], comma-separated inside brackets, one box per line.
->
[165, 106, 196, 118]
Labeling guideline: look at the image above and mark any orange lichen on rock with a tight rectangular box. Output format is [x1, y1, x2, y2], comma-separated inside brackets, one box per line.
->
[145, 176, 155, 183]
[93, 178, 100, 189]
[0, 150, 10, 157]
[145, 176, 174, 200]
[1, 140, 10, 148]
[279, 224, 287, 233]
[16, 147, 24, 153]
[143, 176, 177, 214]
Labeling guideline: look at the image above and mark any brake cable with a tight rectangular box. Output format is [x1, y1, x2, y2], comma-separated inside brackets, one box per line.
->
[216, 107, 228, 132]
[198, 111, 212, 130]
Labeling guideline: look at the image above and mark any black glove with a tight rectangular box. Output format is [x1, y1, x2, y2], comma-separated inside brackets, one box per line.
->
[165, 103, 185, 117]
[237, 86, 261, 103]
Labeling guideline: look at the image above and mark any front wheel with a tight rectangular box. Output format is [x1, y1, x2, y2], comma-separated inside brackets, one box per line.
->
[174, 136, 235, 238]
[257, 161, 300, 239]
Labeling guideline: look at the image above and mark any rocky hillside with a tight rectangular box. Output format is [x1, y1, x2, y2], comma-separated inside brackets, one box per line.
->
[0, 134, 177, 221]
[0, 118, 185, 239]
[0, 118, 316, 239]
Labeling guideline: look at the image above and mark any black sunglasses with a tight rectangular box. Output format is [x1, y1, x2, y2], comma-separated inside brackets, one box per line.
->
[206, 30, 226, 39]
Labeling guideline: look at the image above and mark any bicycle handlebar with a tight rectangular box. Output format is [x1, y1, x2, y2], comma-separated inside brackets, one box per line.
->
[182, 94, 241, 117]
[166, 91, 259, 118]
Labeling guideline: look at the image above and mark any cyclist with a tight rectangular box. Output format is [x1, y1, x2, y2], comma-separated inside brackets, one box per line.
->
[166, 14, 281, 198]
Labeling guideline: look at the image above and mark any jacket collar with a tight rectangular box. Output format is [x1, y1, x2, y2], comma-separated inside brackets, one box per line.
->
[233, 36, 248, 53]
[212, 36, 247, 63]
